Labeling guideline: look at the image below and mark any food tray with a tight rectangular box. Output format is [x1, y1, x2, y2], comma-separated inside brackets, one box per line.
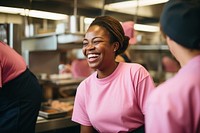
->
[39, 106, 68, 119]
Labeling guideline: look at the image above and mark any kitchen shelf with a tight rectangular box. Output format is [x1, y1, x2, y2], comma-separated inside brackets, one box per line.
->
[129, 43, 171, 84]
[22, 32, 84, 40]
[22, 32, 84, 51]
[130, 44, 169, 51]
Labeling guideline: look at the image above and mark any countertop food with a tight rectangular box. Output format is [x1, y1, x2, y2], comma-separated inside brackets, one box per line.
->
[39, 97, 74, 119]
[36, 97, 76, 132]
[39, 106, 68, 119]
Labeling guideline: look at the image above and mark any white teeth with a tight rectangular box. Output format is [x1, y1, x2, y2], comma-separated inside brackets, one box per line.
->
[87, 54, 99, 59]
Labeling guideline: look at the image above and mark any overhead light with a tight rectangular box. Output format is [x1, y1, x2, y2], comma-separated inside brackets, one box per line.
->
[105, 0, 168, 9]
[0, 6, 67, 20]
[20, 10, 67, 20]
[84, 18, 94, 24]
[134, 24, 159, 32]
[83, 17, 159, 32]
[0, 6, 25, 14]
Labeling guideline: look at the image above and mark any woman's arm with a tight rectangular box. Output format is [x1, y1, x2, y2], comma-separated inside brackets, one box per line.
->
[81, 125, 98, 133]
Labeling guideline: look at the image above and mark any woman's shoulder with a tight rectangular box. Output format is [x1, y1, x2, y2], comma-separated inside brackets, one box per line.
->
[119, 62, 150, 78]
[120, 62, 145, 70]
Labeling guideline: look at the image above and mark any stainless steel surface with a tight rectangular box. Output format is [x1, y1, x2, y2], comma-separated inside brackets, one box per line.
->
[24, 50, 60, 75]
[57, 33, 83, 44]
[20, 33, 84, 75]
[36, 95, 77, 132]
[36, 116, 78, 132]
[130, 44, 169, 51]
[69, 15, 85, 33]
[0, 0, 163, 23]
[0, 23, 22, 54]
[21, 34, 57, 53]
[39, 106, 68, 119]
[40, 78, 82, 100]
[40, 78, 83, 87]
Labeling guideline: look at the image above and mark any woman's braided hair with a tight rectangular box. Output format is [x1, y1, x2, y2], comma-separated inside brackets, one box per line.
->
[89, 16, 130, 56]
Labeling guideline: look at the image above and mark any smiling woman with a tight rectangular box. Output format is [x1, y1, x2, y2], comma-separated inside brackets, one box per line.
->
[82, 25, 118, 76]
[71, 16, 155, 133]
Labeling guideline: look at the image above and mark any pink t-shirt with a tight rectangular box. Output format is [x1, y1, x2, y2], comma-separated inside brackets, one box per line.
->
[71, 59, 94, 78]
[72, 62, 155, 132]
[0, 41, 26, 87]
[145, 55, 200, 133]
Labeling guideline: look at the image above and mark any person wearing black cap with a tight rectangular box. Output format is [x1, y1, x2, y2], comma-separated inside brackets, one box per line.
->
[145, 0, 200, 133]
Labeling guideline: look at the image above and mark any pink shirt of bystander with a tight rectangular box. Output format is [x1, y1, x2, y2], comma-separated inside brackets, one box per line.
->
[0, 41, 26, 87]
[71, 59, 94, 78]
[145, 55, 200, 133]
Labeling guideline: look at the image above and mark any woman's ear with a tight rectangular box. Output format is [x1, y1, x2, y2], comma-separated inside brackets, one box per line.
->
[166, 36, 175, 47]
[113, 42, 120, 52]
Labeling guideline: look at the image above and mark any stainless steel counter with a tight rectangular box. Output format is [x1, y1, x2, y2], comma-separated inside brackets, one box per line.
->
[36, 116, 78, 133]
[36, 78, 81, 132]
[39, 78, 83, 100]
[39, 78, 84, 87]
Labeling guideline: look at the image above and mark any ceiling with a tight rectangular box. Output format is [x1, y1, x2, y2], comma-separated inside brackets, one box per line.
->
[0, 0, 164, 24]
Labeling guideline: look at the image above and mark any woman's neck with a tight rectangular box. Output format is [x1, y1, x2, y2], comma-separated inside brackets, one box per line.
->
[97, 62, 119, 78]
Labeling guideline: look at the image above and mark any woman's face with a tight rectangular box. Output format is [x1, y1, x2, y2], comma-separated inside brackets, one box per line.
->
[82, 25, 116, 70]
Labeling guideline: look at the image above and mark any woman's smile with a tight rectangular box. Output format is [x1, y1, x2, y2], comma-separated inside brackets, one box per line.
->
[87, 53, 100, 62]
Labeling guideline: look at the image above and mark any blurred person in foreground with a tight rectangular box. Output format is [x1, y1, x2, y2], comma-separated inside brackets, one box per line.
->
[145, 0, 200, 133]
[72, 16, 155, 133]
[0, 41, 42, 133]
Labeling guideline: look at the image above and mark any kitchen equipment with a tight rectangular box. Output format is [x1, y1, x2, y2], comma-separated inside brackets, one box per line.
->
[39, 106, 68, 119]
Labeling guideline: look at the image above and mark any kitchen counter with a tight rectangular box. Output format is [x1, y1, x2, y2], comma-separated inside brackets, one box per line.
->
[39, 78, 84, 100]
[39, 78, 84, 87]
[36, 116, 79, 133]
[35, 78, 81, 132]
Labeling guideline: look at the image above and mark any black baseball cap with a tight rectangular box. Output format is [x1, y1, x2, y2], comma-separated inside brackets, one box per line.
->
[160, 0, 200, 49]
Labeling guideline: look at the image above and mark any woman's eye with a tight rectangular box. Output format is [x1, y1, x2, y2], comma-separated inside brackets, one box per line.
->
[82, 42, 88, 46]
[93, 40, 102, 45]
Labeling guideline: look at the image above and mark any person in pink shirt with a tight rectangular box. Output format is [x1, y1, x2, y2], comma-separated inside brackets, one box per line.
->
[0, 41, 42, 133]
[115, 21, 136, 63]
[145, 1, 200, 133]
[72, 16, 155, 133]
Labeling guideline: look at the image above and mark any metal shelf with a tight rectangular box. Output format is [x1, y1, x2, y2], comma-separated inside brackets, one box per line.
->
[22, 32, 84, 40]
[130, 44, 169, 51]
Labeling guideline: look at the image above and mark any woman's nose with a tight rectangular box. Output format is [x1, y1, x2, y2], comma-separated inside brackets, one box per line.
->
[85, 43, 95, 50]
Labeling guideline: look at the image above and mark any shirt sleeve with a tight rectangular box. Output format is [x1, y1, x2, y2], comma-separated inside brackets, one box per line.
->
[145, 92, 172, 133]
[134, 66, 155, 115]
[71, 81, 92, 126]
